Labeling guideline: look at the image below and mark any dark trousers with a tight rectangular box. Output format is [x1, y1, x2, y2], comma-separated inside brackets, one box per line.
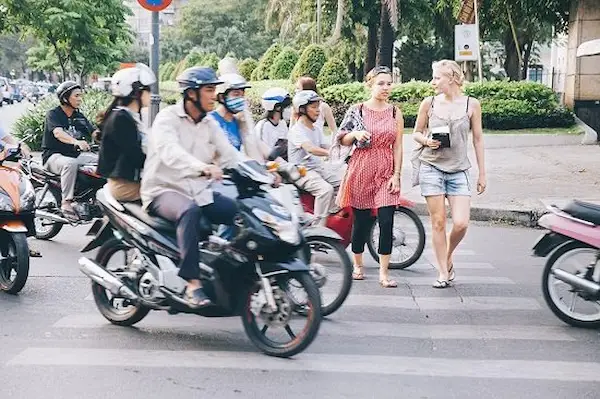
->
[148, 191, 238, 281]
[351, 206, 395, 255]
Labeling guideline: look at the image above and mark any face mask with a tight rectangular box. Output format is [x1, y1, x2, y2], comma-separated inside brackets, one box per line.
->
[282, 107, 292, 121]
[225, 97, 245, 113]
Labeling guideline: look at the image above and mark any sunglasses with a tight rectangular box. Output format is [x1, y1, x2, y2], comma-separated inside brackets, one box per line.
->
[372, 66, 392, 75]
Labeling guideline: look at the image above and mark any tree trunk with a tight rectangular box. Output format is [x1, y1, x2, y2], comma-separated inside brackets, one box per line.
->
[364, 19, 378, 75]
[376, 2, 395, 68]
[521, 39, 534, 80]
[503, 31, 521, 81]
[330, 0, 345, 42]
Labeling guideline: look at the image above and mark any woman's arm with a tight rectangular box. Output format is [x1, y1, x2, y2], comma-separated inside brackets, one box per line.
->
[412, 97, 432, 146]
[393, 107, 404, 178]
[470, 98, 486, 194]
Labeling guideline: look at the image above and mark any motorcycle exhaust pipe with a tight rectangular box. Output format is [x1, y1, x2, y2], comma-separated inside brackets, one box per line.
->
[78, 257, 138, 300]
[35, 210, 70, 224]
[552, 268, 600, 296]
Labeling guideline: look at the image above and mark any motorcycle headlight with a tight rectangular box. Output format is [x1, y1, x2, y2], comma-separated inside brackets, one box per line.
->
[252, 208, 301, 245]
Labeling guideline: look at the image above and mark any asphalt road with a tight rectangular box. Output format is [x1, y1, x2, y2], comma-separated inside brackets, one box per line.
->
[0, 100, 33, 132]
[1, 221, 599, 399]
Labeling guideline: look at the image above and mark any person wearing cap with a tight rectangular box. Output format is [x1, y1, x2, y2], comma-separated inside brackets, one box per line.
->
[42, 81, 99, 219]
[96, 63, 156, 202]
[140, 66, 242, 308]
[288, 89, 342, 227]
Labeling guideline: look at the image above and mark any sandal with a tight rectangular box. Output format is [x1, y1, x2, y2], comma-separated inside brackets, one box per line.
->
[184, 287, 212, 308]
[379, 278, 398, 288]
[433, 280, 450, 289]
[352, 265, 365, 280]
[448, 263, 455, 282]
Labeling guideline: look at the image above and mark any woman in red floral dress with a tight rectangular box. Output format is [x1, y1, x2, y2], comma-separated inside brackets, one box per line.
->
[336, 66, 404, 288]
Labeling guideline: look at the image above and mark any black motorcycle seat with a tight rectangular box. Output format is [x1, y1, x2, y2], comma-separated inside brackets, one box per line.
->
[122, 202, 176, 233]
[563, 200, 600, 226]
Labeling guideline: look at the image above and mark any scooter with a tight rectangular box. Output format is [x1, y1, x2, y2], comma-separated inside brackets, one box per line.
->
[0, 144, 36, 294]
[533, 200, 600, 328]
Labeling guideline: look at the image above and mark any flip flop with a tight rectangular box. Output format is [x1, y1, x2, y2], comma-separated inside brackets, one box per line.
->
[185, 288, 212, 308]
[433, 280, 450, 289]
[352, 265, 365, 280]
[379, 278, 398, 288]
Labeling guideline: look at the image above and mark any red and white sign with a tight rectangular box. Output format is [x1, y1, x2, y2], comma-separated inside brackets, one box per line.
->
[137, 0, 172, 12]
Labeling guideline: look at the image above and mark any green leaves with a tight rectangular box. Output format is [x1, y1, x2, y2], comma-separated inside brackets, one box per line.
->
[291, 44, 328, 81]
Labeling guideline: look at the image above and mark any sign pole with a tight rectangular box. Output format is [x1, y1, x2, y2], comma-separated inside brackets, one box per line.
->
[149, 10, 161, 126]
[474, 0, 483, 82]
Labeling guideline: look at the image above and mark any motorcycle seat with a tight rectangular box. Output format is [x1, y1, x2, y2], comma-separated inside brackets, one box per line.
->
[562, 200, 600, 226]
[122, 202, 176, 233]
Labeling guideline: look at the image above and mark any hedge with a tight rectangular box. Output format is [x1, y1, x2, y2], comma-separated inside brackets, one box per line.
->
[291, 44, 327, 81]
[251, 43, 282, 81]
[318, 58, 350, 88]
[239, 58, 259, 81]
[13, 90, 113, 150]
[269, 47, 299, 80]
[156, 79, 575, 130]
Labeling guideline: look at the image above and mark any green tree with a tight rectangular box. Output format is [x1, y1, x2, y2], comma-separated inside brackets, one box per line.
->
[252, 43, 282, 81]
[291, 44, 328, 81]
[1, 0, 133, 80]
[239, 58, 259, 80]
[318, 58, 350, 87]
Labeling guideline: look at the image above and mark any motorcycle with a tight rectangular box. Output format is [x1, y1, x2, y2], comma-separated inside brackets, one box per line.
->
[264, 161, 353, 317]
[78, 160, 322, 357]
[0, 144, 36, 294]
[533, 200, 600, 328]
[268, 149, 426, 270]
[22, 144, 104, 240]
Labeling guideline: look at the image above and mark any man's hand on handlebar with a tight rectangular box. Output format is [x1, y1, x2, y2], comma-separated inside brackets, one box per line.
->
[201, 165, 224, 180]
[75, 140, 91, 152]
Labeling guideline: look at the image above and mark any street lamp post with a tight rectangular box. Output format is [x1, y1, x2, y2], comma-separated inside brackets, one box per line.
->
[149, 11, 161, 125]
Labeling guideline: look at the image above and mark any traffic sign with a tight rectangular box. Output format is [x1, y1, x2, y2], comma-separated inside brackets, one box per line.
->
[137, 0, 172, 12]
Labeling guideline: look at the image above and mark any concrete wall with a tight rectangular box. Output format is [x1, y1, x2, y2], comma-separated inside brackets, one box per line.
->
[565, 0, 600, 108]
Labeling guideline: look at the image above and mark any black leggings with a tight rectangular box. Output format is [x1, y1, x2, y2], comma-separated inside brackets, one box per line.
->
[351, 206, 395, 255]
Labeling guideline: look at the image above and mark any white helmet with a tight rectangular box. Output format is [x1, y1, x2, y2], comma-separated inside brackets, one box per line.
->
[261, 87, 291, 111]
[292, 90, 321, 112]
[111, 63, 156, 98]
[215, 73, 251, 95]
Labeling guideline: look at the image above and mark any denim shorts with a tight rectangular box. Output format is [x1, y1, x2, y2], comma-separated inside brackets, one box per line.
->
[419, 163, 471, 197]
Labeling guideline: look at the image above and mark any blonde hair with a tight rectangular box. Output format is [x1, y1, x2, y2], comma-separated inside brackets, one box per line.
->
[364, 66, 392, 88]
[432, 59, 465, 87]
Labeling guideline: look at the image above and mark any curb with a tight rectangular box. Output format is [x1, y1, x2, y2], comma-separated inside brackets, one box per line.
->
[410, 202, 545, 228]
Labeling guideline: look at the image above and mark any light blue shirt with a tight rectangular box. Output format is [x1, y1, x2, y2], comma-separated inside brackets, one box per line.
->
[0, 124, 7, 140]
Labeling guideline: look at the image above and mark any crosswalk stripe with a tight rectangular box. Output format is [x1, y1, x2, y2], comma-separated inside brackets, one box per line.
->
[51, 313, 575, 341]
[8, 348, 600, 381]
[409, 262, 496, 270]
[343, 295, 541, 310]
[321, 275, 514, 285]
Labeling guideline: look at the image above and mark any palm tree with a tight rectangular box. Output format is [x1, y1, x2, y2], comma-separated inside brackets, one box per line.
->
[377, 0, 399, 68]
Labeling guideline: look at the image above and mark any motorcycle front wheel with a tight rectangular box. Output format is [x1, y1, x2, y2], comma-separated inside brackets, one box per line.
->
[242, 271, 322, 358]
[0, 232, 30, 294]
[542, 240, 600, 328]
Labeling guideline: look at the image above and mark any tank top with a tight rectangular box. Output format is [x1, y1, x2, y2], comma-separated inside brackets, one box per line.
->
[419, 96, 471, 173]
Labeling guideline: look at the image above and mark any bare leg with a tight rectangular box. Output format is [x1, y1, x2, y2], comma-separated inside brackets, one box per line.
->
[425, 195, 449, 281]
[446, 196, 471, 272]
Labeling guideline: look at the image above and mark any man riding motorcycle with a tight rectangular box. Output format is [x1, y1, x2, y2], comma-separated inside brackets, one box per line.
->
[288, 90, 342, 227]
[140, 66, 242, 308]
[42, 81, 99, 220]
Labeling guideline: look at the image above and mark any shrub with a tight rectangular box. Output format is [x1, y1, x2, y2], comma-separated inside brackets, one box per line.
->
[291, 44, 328, 81]
[171, 59, 187, 80]
[252, 43, 282, 81]
[480, 99, 574, 129]
[269, 47, 299, 80]
[318, 58, 350, 88]
[320, 82, 368, 105]
[239, 58, 259, 81]
[184, 48, 206, 68]
[200, 53, 220, 70]
[390, 81, 435, 102]
[464, 81, 558, 109]
[13, 90, 112, 150]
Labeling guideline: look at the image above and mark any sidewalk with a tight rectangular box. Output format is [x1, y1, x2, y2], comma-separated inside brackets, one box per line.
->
[400, 135, 600, 227]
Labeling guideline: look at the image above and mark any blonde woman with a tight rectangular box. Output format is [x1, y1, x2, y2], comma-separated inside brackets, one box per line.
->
[336, 66, 404, 288]
[412, 60, 486, 288]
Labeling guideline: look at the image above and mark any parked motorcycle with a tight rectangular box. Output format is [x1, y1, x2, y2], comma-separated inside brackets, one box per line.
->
[22, 144, 103, 240]
[0, 144, 36, 294]
[78, 160, 322, 357]
[268, 149, 426, 269]
[533, 200, 600, 328]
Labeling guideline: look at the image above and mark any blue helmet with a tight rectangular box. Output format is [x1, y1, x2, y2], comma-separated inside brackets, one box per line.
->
[176, 67, 223, 93]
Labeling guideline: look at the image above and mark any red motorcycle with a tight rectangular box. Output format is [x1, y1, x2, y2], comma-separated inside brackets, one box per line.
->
[271, 160, 426, 270]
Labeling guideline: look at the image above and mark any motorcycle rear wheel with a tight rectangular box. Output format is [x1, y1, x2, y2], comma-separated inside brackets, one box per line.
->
[92, 239, 150, 326]
[0, 232, 30, 294]
[242, 272, 322, 358]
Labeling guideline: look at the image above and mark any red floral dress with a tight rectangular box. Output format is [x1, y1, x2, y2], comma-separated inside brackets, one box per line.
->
[337, 105, 402, 210]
